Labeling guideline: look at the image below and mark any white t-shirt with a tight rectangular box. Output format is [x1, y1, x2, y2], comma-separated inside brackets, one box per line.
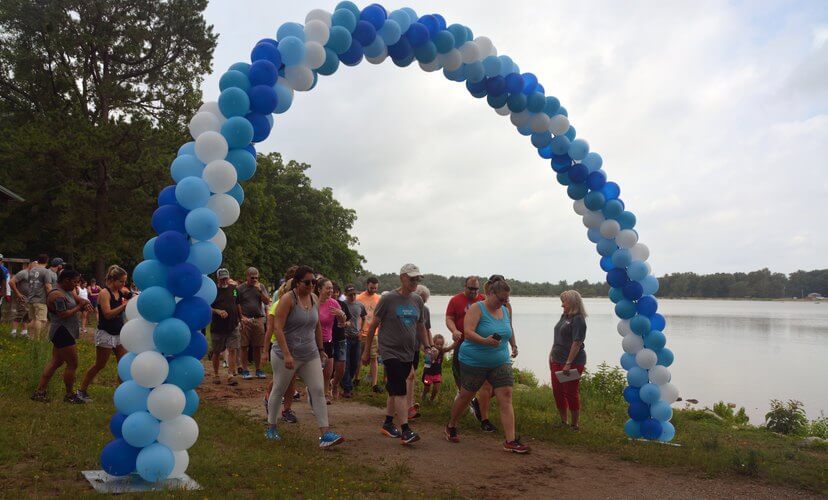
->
[78, 287, 89, 300]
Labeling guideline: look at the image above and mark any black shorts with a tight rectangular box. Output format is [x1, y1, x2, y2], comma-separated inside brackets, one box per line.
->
[383, 358, 413, 396]
[323, 341, 334, 358]
[51, 326, 76, 349]
[413, 351, 420, 370]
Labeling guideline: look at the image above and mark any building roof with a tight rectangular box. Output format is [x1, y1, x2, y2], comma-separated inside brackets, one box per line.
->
[0, 184, 24, 202]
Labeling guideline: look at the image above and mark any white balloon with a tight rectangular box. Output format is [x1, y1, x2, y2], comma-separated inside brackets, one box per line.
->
[206, 193, 240, 227]
[366, 50, 388, 65]
[121, 318, 156, 353]
[616, 229, 639, 249]
[147, 384, 186, 421]
[158, 415, 199, 451]
[660, 382, 680, 404]
[419, 59, 442, 72]
[630, 243, 650, 262]
[125, 297, 140, 321]
[188, 112, 221, 140]
[617, 319, 633, 337]
[198, 101, 227, 124]
[459, 41, 481, 63]
[530, 113, 550, 133]
[573, 199, 587, 216]
[203, 160, 237, 194]
[304, 20, 330, 45]
[209, 228, 227, 251]
[510, 110, 531, 127]
[582, 210, 605, 229]
[474, 36, 496, 57]
[304, 41, 326, 69]
[194, 131, 228, 164]
[285, 65, 314, 91]
[622, 333, 644, 354]
[305, 8, 332, 27]
[170, 450, 190, 478]
[495, 105, 511, 116]
[439, 49, 462, 71]
[649, 365, 672, 385]
[600, 219, 621, 239]
[636, 348, 658, 369]
[549, 114, 570, 135]
[131, 351, 170, 388]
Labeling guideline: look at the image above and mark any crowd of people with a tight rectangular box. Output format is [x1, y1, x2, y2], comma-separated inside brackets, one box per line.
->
[6, 254, 591, 454]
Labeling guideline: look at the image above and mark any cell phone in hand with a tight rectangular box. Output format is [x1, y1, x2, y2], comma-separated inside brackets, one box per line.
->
[492, 334, 502, 341]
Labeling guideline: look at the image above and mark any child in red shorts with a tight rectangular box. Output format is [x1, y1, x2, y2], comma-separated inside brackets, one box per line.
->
[421, 334, 453, 402]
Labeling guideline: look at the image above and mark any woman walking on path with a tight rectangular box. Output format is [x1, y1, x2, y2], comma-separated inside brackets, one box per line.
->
[88, 278, 101, 323]
[330, 282, 351, 400]
[549, 290, 588, 431]
[444, 278, 529, 453]
[266, 266, 344, 448]
[315, 278, 346, 404]
[31, 269, 93, 403]
[76, 265, 131, 402]
[77, 279, 89, 333]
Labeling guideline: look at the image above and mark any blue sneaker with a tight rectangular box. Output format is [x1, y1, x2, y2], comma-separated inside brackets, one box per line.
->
[255, 369, 266, 379]
[319, 431, 344, 449]
[242, 370, 252, 380]
[265, 427, 282, 441]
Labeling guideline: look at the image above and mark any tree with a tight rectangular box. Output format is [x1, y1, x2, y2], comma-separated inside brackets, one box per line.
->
[0, 0, 217, 279]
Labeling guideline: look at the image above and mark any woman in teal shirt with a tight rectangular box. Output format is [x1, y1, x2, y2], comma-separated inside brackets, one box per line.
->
[444, 277, 529, 453]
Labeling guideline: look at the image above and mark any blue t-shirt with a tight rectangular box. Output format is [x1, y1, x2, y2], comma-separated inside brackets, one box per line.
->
[458, 302, 512, 368]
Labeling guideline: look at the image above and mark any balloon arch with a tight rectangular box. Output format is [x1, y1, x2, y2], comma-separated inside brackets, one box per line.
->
[99, 2, 679, 482]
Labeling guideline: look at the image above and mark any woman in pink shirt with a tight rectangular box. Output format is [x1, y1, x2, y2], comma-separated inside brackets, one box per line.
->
[315, 277, 345, 404]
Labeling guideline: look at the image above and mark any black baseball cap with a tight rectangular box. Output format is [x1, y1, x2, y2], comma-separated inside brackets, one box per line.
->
[50, 258, 65, 267]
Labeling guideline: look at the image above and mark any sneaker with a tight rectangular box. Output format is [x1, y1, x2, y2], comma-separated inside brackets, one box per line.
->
[481, 419, 497, 433]
[255, 369, 266, 379]
[222, 360, 228, 368]
[265, 427, 282, 441]
[445, 425, 460, 443]
[372, 384, 384, 393]
[242, 370, 252, 380]
[30, 390, 49, 403]
[76, 389, 93, 403]
[381, 421, 401, 438]
[227, 376, 238, 386]
[503, 438, 530, 454]
[293, 390, 302, 401]
[319, 431, 344, 449]
[400, 427, 420, 445]
[63, 393, 87, 404]
[281, 409, 298, 424]
[408, 406, 421, 420]
[469, 397, 482, 422]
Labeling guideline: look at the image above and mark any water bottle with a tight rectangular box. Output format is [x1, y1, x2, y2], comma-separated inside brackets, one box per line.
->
[424, 352, 432, 369]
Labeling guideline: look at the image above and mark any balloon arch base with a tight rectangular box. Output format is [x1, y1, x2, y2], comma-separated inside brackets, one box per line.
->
[82, 470, 201, 494]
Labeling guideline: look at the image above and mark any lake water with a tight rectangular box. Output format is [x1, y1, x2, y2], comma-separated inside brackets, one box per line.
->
[425, 296, 828, 423]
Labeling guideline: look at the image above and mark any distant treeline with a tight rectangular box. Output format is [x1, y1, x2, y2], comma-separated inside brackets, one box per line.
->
[350, 268, 828, 299]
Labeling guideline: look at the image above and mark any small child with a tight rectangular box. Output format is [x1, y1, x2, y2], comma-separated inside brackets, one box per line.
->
[421, 334, 453, 402]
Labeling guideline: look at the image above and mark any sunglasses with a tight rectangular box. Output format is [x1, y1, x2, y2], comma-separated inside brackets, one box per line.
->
[249, 276, 260, 280]
[408, 276, 422, 282]
[466, 286, 479, 291]
[300, 279, 317, 286]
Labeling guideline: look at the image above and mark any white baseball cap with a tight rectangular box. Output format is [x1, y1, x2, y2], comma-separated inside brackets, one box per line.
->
[400, 263, 422, 277]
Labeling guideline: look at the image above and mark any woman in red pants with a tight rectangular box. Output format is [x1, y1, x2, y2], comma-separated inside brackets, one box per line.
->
[549, 290, 587, 431]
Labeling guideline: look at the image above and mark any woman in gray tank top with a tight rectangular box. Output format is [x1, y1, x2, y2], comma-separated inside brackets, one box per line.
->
[266, 266, 344, 448]
[31, 269, 93, 404]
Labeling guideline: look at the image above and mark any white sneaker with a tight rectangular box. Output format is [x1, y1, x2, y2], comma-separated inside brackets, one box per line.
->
[10, 331, 16, 337]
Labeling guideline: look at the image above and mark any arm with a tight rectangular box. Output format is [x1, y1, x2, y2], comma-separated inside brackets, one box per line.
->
[273, 293, 295, 368]
[506, 302, 518, 357]
[445, 313, 463, 343]
[48, 292, 84, 319]
[462, 305, 499, 346]
[259, 284, 272, 305]
[9, 276, 25, 301]
[563, 316, 586, 370]
[361, 316, 380, 364]
[98, 289, 125, 319]
[417, 321, 433, 354]
[313, 295, 326, 363]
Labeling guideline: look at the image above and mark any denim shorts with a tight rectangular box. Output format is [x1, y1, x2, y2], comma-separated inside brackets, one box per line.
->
[333, 340, 347, 362]
[458, 361, 513, 393]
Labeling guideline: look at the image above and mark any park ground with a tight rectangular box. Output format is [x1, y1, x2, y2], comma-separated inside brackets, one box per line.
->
[0, 326, 825, 498]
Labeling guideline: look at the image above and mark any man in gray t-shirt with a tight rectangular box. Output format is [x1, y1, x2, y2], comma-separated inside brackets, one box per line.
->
[374, 290, 425, 363]
[26, 256, 53, 339]
[235, 267, 271, 379]
[10, 267, 31, 336]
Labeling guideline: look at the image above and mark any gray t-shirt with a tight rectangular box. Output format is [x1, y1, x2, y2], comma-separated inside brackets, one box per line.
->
[272, 291, 319, 361]
[236, 282, 268, 318]
[374, 290, 424, 362]
[47, 268, 58, 286]
[27, 267, 51, 304]
[345, 301, 366, 338]
[13, 269, 30, 296]
[551, 313, 587, 365]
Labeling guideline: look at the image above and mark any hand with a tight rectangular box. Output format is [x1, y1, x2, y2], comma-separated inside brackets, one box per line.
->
[361, 351, 370, 366]
[77, 297, 91, 308]
[284, 355, 295, 370]
[563, 363, 571, 376]
[511, 345, 519, 358]
[451, 330, 462, 342]
[486, 336, 501, 347]
[19, 296, 28, 304]
[218, 310, 228, 319]
[319, 350, 329, 365]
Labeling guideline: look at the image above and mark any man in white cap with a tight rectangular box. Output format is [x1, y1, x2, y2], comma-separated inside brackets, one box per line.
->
[210, 268, 240, 385]
[362, 263, 436, 445]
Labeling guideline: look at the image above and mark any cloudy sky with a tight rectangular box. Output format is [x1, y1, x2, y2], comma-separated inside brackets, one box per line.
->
[201, 1, 827, 282]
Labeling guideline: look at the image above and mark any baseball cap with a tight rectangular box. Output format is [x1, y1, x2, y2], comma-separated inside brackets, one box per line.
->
[344, 284, 356, 293]
[217, 268, 230, 279]
[400, 263, 422, 277]
[50, 257, 65, 267]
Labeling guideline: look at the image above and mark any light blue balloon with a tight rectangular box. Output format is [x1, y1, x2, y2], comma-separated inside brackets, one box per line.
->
[218, 87, 250, 118]
[628, 261, 649, 281]
[143, 237, 157, 260]
[335, 0, 360, 18]
[615, 299, 637, 319]
[626, 366, 648, 387]
[568, 139, 590, 161]
[219, 70, 250, 92]
[624, 419, 642, 438]
[498, 55, 514, 77]
[133, 260, 169, 291]
[401, 7, 418, 25]
[122, 411, 161, 448]
[611, 248, 632, 268]
[332, 8, 357, 33]
[186, 241, 222, 275]
[153, 318, 191, 356]
[317, 47, 341, 75]
[326, 25, 353, 55]
[277, 35, 306, 66]
[582, 152, 603, 172]
[175, 176, 210, 210]
[587, 227, 601, 243]
[225, 149, 256, 181]
[639, 383, 661, 404]
[609, 287, 625, 304]
[596, 238, 617, 257]
[620, 352, 637, 370]
[183, 389, 200, 416]
[137, 286, 176, 323]
[170, 155, 205, 183]
[195, 275, 217, 304]
[378, 18, 401, 45]
[659, 421, 676, 442]
[630, 315, 651, 336]
[644, 330, 666, 351]
[117, 352, 137, 381]
[177, 142, 196, 157]
[388, 10, 411, 33]
[228, 62, 251, 75]
[550, 135, 571, 155]
[166, 356, 205, 391]
[273, 83, 293, 114]
[482, 56, 501, 78]
[641, 274, 660, 295]
[363, 36, 386, 57]
[277, 21, 305, 42]
[657, 347, 674, 367]
[220, 116, 254, 150]
[650, 400, 673, 422]
[136, 443, 175, 483]
[185, 207, 219, 242]
[114, 380, 151, 415]
[227, 183, 244, 205]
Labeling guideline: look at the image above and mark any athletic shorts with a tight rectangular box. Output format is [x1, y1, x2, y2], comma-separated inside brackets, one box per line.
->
[382, 358, 413, 396]
[323, 341, 334, 359]
[27, 302, 48, 322]
[333, 339, 347, 362]
[51, 325, 76, 348]
[413, 350, 420, 370]
[361, 335, 379, 359]
[423, 373, 442, 386]
[241, 317, 265, 348]
[458, 361, 513, 393]
[211, 328, 241, 352]
[94, 330, 121, 349]
[13, 297, 30, 322]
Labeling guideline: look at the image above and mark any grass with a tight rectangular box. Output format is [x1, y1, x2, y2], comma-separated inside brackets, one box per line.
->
[350, 361, 828, 495]
[0, 325, 414, 498]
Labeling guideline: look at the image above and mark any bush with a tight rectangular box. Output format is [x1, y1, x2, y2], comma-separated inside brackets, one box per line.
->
[713, 401, 750, 426]
[731, 449, 760, 477]
[809, 414, 828, 439]
[581, 362, 625, 403]
[512, 366, 539, 388]
[765, 399, 808, 435]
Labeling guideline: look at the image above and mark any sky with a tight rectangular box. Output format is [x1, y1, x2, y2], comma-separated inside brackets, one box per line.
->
[201, 1, 828, 283]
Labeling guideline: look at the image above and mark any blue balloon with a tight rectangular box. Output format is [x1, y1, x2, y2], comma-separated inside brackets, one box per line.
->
[531, 132, 552, 148]
[170, 155, 204, 183]
[218, 87, 250, 118]
[114, 380, 150, 415]
[277, 21, 305, 42]
[117, 352, 136, 382]
[550, 135, 571, 155]
[623, 386, 641, 403]
[136, 442, 175, 483]
[137, 286, 176, 322]
[526, 92, 546, 113]
[174, 296, 212, 331]
[433, 12, 447, 30]
[586, 227, 601, 243]
[551, 154, 572, 171]
[567, 183, 588, 201]
[556, 172, 571, 186]
[327, 25, 353, 55]
[543, 95, 561, 116]
[630, 315, 651, 336]
[100, 438, 141, 477]
[363, 35, 386, 58]
[657, 348, 674, 367]
[122, 411, 161, 448]
[245, 112, 271, 143]
[537, 144, 554, 159]
[615, 299, 637, 319]
[251, 42, 281, 67]
[482, 55, 501, 77]
[521, 72, 538, 94]
[620, 352, 637, 370]
[557, 105, 569, 117]
[418, 14, 439, 35]
[316, 47, 341, 75]
[158, 185, 177, 207]
[154, 231, 190, 266]
[166, 355, 205, 391]
[568, 163, 588, 183]
[484, 75, 506, 96]
[177, 142, 196, 156]
[611, 249, 632, 269]
[659, 421, 676, 442]
[624, 419, 642, 438]
[596, 238, 617, 257]
[167, 262, 202, 298]
[608, 286, 624, 303]
[586, 170, 607, 191]
[332, 8, 357, 33]
[185, 207, 219, 242]
[152, 204, 188, 235]
[183, 389, 200, 416]
[219, 70, 250, 92]
[627, 261, 649, 281]
[622, 280, 644, 301]
[433, 29, 454, 53]
[133, 260, 168, 291]
[602, 199, 625, 219]
[195, 275, 218, 304]
[627, 400, 650, 421]
[617, 210, 637, 230]
[248, 59, 278, 87]
[406, 22, 429, 46]
[221, 116, 254, 149]
[228, 61, 251, 75]
[448, 23, 468, 47]
[179, 330, 208, 360]
[640, 418, 663, 440]
[143, 237, 157, 260]
[584, 190, 606, 211]
[606, 268, 629, 288]
[486, 92, 507, 108]
[650, 400, 673, 422]
[602, 181, 621, 200]
[600, 256, 616, 272]
[568, 139, 590, 161]
[335, 1, 360, 18]
[637, 295, 658, 317]
[388, 36, 413, 61]
[639, 383, 661, 404]
[277, 36, 305, 66]
[186, 241, 222, 275]
[273, 83, 293, 113]
[582, 151, 603, 171]
[340, 39, 364, 66]
[227, 183, 245, 206]
[641, 275, 660, 296]
[413, 41, 438, 64]
[506, 92, 527, 112]
[650, 313, 666, 331]
[110, 412, 128, 439]
[353, 20, 377, 46]
[153, 318, 191, 356]
[175, 176, 210, 210]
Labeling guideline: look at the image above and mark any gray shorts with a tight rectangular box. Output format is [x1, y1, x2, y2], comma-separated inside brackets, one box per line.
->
[211, 327, 241, 352]
[94, 329, 121, 349]
[458, 361, 513, 393]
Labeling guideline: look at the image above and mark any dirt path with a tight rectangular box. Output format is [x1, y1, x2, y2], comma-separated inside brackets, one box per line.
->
[199, 379, 817, 499]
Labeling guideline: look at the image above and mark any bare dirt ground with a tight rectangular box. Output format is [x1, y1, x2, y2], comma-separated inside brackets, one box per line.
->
[200, 378, 818, 499]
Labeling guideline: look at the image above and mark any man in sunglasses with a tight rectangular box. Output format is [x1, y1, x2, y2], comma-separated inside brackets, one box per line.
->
[236, 267, 271, 379]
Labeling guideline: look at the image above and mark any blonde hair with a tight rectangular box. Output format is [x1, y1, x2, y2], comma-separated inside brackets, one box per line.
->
[560, 290, 587, 317]
[105, 265, 127, 283]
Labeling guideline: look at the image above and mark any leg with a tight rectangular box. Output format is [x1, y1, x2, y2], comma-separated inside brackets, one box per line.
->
[282, 374, 297, 411]
[323, 357, 333, 399]
[448, 389, 477, 427]
[494, 386, 516, 441]
[477, 381, 493, 421]
[267, 356, 296, 426]
[369, 337, 379, 386]
[36, 346, 64, 392]
[227, 347, 238, 376]
[332, 361, 345, 398]
[211, 350, 221, 376]
[565, 365, 585, 427]
[80, 347, 112, 391]
[550, 362, 568, 424]
[59, 345, 80, 395]
[431, 382, 441, 401]
[296, 358, 330, 435]
[253, 346, 263, 371]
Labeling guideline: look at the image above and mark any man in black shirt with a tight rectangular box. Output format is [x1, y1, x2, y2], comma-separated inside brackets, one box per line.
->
[210, 268, 240, 385]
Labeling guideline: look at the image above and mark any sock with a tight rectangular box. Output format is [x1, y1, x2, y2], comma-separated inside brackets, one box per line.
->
[401, 423, 411, 433]
[384, 415, 394, 425]
[21, 329, 28, 335]
[10, 329, 16, 334]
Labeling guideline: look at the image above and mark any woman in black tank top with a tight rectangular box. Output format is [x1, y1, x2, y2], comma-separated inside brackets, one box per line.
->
[77, 265, 130, 402]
